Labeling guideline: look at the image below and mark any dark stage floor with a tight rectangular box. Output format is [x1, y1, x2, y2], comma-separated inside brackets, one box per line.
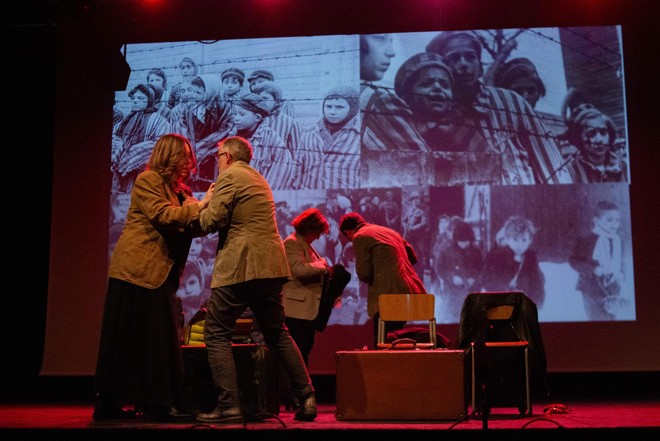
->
[0, 400, 659, 438]
[0, 374, 658, 440]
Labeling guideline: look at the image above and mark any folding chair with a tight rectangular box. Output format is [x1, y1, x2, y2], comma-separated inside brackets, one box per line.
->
[376, 294, 437, 350]
[457, 292, 538, 419]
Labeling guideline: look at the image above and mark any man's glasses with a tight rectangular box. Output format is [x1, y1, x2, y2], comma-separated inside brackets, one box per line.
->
[217, 151, 229, 160]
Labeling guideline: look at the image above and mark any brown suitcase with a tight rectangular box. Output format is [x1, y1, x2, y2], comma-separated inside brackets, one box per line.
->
[335, 349, 467, 421]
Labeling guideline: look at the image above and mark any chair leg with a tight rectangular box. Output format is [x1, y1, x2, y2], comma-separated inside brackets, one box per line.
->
[481, 404, 490, 430]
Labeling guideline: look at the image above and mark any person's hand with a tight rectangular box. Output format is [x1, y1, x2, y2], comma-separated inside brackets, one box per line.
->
[204, 183, 215, 200]
[198, 183, 215, 209]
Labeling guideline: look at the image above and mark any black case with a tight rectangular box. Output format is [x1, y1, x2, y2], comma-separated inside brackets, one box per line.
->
[181, 344, 279, 419]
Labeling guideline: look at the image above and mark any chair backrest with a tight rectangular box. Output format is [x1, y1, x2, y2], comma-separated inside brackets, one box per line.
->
[378, 293, 435, 321]
[458, 292, 528, 346]
[377, 294, 437, 349]
[486, 305, 514, 320]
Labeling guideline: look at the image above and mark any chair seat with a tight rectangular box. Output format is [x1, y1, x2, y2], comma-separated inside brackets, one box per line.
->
[485, 341, 528, 348]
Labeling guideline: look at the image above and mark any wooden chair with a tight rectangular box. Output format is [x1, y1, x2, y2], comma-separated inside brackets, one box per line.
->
[376, 294, 437, 349]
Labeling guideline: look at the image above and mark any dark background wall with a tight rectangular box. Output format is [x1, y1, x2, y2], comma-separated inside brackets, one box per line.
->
[2, 0, 659, 401]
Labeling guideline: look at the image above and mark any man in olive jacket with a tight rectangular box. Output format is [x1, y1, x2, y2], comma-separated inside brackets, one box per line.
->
[196, 136, 317, 423]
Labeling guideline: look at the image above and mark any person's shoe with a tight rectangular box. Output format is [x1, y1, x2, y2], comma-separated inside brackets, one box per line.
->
[93, 402, 136, 421]
[167, 407, 192, 419]
[283, 395, 300, 411]
[196, 406, 243, 423]
[294, 394, 317, 421]
[139, 405, 192, 421]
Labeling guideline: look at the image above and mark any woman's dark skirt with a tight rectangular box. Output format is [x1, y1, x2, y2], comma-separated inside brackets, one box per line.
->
[94, 273, 187, 410]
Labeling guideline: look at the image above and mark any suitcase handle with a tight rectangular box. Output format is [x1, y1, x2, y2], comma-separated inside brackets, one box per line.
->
[388, 338, 417, 350]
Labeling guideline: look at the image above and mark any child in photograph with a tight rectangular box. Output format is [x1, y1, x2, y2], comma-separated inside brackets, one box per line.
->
[569, 200, 625, 320]
[561, 103, 627, 183]
[231, 93, 293, 189]
[111, 83, 170, 194]
[479, 215, 546, 309]
[436, 219, 483, 323]
[168, 56, 199, 109]
[401, 190, 429, 279]
[300, 85, 360, 189]
[180, 74, 224, 190]
[252, 81, 304, 189]
[247, 69, 296, 117]
[146, 67, 171, 118]
[176, 259, 209, 328]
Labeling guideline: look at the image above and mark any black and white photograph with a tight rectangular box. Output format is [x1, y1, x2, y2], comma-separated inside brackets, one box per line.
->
[111, 25, 632, 326]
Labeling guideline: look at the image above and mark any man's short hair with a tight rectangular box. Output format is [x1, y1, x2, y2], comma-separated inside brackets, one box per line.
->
[221, 136, 253, 163]
[339, 212, 366, 235]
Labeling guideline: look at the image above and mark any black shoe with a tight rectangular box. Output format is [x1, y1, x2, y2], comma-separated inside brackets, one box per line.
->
[283, 396, 300, 411]
[294, 394, 317, 421]
[168, 407, 192, 419]
[196, 406, 243, 423]
[93, 403, 136, 421]
[140, 405, 192, 421]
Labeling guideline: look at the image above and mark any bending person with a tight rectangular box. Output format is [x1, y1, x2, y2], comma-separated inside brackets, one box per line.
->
[339, 212, 427, 348]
